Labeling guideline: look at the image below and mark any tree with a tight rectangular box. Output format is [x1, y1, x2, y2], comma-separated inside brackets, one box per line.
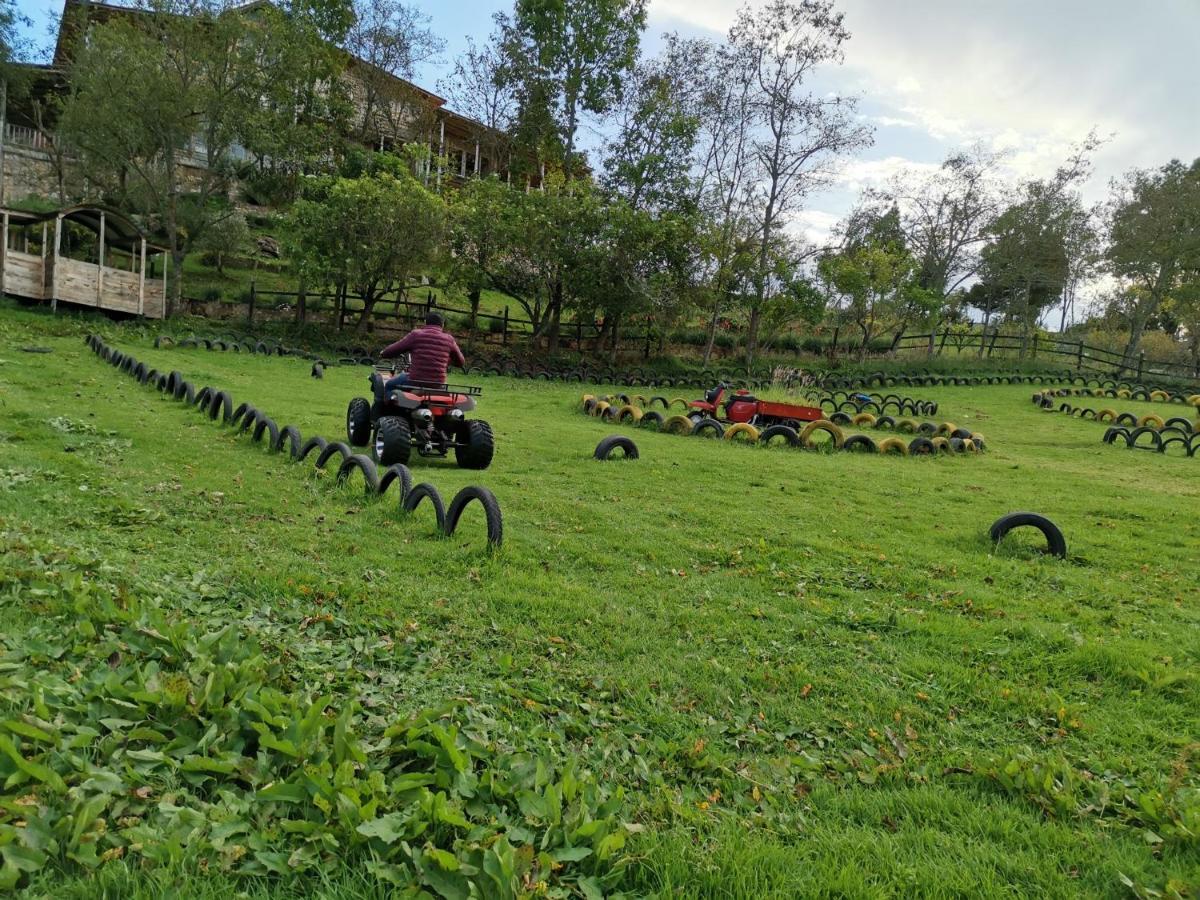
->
[497, 0, 647, 178]
[819, 204, 927, 360]
[1105, 158, 1200, 367]
[728, 0, 872, 366]
[194, 210, 250, 275]
[868, 146, 1006, 342]
[286, 164, 444, 332]
[445, 175, 517, 329]
[439, 34, 517, 178]
[343, 0, 443, 149]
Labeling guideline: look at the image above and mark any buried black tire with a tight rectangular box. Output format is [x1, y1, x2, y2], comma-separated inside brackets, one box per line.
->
[759, 425, 800, 448]
[444, 486, 503, 548]
[277, 425, 303, 458]
[639, 411, 664, 431]
[378, 463, 413, 500]
[337, 454, 381, 494]
[315, 440, 351, 468]
[691, 417, 725, 438]
[594, 435, 639, 460]
[209, 391, 233, 423]
[252, 416, 281, 449]
[402, 483, 446, 532]
[375, 416, 412, 466]
[988, 512, 1067, 559]
[456, 420, 495, 470]
[908, 437, 936, 455]
[297, 436, 328, 462]
[347, 398, 372, 447]
[842, 434, 878, 453]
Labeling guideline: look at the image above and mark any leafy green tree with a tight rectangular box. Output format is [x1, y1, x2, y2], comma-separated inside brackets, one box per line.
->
[286, 165, 444, 332]
[819, 205, 928, 360]
[193, 210, 250, 275]
[497, 0, 647, 178]
[1105, 158, 1200, 367]
[445, 175, 518, 329]
[727, 0, 873, 366]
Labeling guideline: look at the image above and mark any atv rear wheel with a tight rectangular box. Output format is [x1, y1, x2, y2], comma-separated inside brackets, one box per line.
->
[456, 420, 495, 470]
[375, 416, 412, 466]
[347, 397, 372, 446]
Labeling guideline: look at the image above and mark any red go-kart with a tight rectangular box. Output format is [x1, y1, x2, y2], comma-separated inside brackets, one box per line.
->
[688, 383, 824, 428]
[346, 362, 494, 469]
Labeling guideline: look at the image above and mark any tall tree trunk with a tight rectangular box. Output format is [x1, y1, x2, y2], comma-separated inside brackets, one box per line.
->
[355, 293, 377, 333]
[745, 304, 762, 370]
[702, 301, 721, 366]
[468, 286, 481, 331]
[165, 147, 181, 317]
[608, 311, 621, 365]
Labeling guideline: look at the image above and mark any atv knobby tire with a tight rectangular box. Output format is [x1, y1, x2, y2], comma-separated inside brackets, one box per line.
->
[456, 420, 495, 470]
[375, 416, 412, 466]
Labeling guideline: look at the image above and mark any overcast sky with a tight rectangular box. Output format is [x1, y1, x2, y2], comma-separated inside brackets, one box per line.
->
[17, 0, 1200, 286]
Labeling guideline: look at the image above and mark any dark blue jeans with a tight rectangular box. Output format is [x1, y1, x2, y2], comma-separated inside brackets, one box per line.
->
[384, 373, 410, 391]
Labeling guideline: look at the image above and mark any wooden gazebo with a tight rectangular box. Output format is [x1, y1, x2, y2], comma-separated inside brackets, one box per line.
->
[0, 205, 170, 318]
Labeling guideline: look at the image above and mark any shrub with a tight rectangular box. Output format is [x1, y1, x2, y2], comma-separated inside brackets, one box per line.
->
[201, 287, 222, 303]
[488, 316, 506, 335]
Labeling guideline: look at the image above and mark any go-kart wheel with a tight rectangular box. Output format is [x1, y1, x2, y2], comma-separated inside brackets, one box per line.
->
[456, 420, 495, 470]
[375, 416, 411, 466]
[347, 397, 372, 446]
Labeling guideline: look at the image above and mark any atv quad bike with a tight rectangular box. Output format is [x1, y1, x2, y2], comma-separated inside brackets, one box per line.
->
[346, 362, 494, 469]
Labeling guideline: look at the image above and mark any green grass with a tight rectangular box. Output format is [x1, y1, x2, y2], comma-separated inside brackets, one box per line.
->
[1, 302, 1199, 897]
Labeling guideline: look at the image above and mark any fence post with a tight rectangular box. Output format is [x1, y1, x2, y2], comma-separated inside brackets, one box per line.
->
[1076, 341, 1083, 369]
[1032, 333, 1039, 358]
[830, 325, 839, 359]
[577, 319, 583, 349]
[502, 306, 509, 346]
[927, 331, 935, 357]
[1137, 351, 1145, 380]
[937, 329, 949, 354]
[248, 279, 255, 325]
[644, 320, 651, 359]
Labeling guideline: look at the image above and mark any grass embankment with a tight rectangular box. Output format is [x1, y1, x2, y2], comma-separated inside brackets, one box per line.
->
[0, 303, 1198, 897]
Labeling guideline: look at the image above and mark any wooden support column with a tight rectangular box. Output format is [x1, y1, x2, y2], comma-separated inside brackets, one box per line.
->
[436, 119, 444, 188]
[137, 237, 146, 316]
[161, 251, 168, 318]
[97, 212, 105, 306]
[460, 145, 466, 178]
[1, 211, 8, 298]
[474, 141, 480, 177]
[50, 214, 61, 312]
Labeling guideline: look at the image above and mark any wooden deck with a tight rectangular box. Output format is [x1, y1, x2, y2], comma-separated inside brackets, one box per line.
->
[1, 206, 169, 319]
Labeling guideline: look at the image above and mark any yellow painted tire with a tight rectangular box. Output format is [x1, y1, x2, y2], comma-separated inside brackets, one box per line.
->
[593, 401, 610, 418]
[895, 418, 918, 434]
[723, 423, 760, 442]
[1188, 395, 1200, 407]
[1150, 390, 1169, 402]
[851, 412, 877, 426]
[581, 393, 596, 405]
[1137, 413, 1164, 428]
[936, 421, 957, 436]
[616, 405, 643, 424]
[632, 395, 647, 407]
[1097, 408, 1117, 423]
[1116, 389, 1131, 399]
[877, 436, 909, 456]
[931, 436, 952, 453]
[962, 438, 978, 453]
[970, 432, 986, 449]
[1091, 388, 1105, 397]
[799, 419, 845, 450]
[670, 397, 689, 410]
[662, 414, 694, 435]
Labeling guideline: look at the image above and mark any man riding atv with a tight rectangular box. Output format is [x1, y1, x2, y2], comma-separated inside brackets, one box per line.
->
[378, 311, 465, 392]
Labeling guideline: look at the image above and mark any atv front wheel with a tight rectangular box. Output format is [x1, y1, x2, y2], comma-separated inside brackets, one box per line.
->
[347, 397, 372, 446]
[455, 420, 495, 470]
[375, 416, 412, 466]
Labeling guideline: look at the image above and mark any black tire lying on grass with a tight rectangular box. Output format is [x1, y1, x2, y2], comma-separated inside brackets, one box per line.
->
[1126, 426, 1162, 451]
[315, 440, 350, 468]
[594, 435, 639, 460]
[988, 511, 1067, 559]
[277, 425, 302, 458]
[378, 463, 413, 501]
[908, 437, 936, 455]
[639, 411, 664, 430]
[297, 436, 328, 462]
[337, 454, 381, 493]
[402, 483, 446, 532]
[759, 425, 800, 448]
[209, 391, 232, 423]
[691, 418, 725, 438]
[252, 416, 281, 449]
[444, 486, 503, 547]
[842, 434, 877, 453]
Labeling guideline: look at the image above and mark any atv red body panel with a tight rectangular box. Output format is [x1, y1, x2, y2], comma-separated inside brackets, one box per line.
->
[689, 386, 823, 427]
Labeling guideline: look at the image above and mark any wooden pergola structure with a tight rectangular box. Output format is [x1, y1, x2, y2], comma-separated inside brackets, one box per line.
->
[0, 204, 169, 318]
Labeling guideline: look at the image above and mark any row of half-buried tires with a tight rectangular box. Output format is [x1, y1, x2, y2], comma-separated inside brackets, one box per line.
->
[1100, 425, 1200, 457]
[844, 369, 1199, 395]
[154, 333, 372, 370]
[580, 398, 984, 455]
[601, 388, 940, 418]
[1031, 392, 1197, 434]
[85, 335, 503, 547]
[1035, 384, 1200, 405]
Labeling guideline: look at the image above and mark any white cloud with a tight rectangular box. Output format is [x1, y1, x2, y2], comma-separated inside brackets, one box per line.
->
[834, 156, 940, 194]
[791, 209, 841, 247]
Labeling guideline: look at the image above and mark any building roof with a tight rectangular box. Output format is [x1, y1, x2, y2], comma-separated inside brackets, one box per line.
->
[5, 204, 168, 252]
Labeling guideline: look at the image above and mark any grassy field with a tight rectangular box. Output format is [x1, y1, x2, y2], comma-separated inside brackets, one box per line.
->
[1, 302, 1198, 898]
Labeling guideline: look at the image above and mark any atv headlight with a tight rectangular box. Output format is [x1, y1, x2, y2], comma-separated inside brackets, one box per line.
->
[388, 391, 404, 403]
[448, 409, 464, 420]
[413, 408, 434, 426]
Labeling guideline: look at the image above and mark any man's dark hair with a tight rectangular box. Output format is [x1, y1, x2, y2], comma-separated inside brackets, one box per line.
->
[425, 311, 444, 327]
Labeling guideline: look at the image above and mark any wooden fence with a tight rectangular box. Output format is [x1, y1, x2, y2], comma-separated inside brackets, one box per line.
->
[215, 283, 1197, 380]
